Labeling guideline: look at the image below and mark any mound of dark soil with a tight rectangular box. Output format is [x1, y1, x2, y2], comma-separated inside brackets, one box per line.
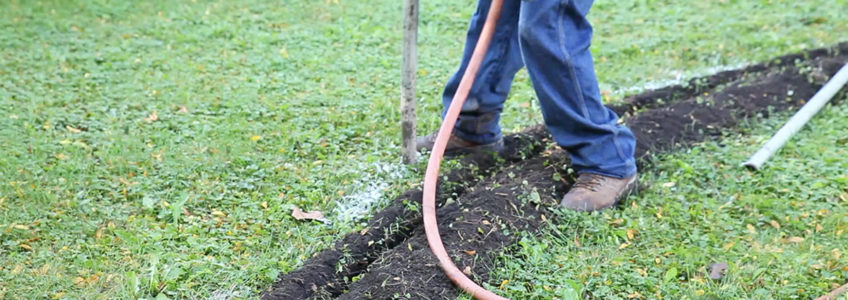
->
[262, 42, 848, 300]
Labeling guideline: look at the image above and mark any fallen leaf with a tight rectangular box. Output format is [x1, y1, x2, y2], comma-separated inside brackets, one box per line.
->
[292, 206, 326, 222]
[19, 244, 33, 251]
[662, 182, 676, 188]
[250, 135, 262, 142]
[261, 201, 268, 209]
[769, 220, 780, 229]
[73, 276, 86, 287]
[499, 280, 509, 290]
[464, 250, 476, 256]
[463, 266, 472, 276]
[708, 262, 728, 280]
[746, 224, 757, 234]
[178, 106, 188, 113]
[787, 236, 805, 243]
[626, 228, 638, 240]
[66, 125, 82, 133]
[144, 110, 158, 122]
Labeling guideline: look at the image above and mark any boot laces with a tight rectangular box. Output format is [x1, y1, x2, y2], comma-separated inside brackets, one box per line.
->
[572, 173, 606, 192]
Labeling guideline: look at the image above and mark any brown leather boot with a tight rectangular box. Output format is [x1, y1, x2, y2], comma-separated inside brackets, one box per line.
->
[416, 132, 504, 156]
[560, 173, 638, 212]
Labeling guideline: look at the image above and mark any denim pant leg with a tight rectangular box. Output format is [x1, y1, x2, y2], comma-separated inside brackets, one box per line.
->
[442, 0, 524, 145]
[518, 0, 637, 178]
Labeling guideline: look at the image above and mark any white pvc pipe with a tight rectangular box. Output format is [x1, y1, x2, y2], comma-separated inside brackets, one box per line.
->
[743, 62, 848, 170]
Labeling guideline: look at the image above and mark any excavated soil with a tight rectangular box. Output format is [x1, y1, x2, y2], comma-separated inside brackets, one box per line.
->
[262, 43, 848, 299]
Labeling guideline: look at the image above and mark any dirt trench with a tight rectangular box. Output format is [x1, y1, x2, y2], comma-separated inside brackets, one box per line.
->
[262, 42, 848, 300]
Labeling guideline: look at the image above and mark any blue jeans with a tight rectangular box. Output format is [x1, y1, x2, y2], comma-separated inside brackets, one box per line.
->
[442, 0, 637, 178]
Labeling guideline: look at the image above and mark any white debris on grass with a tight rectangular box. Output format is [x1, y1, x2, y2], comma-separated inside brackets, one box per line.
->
[333, 161, 408, 224]
[208, 284, 252, 300]
[610, 63, 748, 97]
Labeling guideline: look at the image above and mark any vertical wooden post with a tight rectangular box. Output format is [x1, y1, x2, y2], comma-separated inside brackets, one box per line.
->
[401, 0, 419, 164]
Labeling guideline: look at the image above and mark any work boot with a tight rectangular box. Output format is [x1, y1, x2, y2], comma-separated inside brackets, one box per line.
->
[416, 132, 504, 156]
[560, 173, 639, 212]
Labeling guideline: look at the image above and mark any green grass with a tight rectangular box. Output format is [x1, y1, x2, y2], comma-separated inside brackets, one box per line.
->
[0, 0, 846, 298]
[485, 102, 848, 299]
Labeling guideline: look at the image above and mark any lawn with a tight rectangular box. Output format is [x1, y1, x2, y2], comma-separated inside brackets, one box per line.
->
[0, 0, 846, 299]
[483, 103, 848, 299]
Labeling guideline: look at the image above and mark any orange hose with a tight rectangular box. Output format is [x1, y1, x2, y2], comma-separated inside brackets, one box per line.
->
[421, 0, 507, 299]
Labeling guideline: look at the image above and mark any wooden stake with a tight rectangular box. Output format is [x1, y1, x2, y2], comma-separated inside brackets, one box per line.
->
[401, 0, 418, 164]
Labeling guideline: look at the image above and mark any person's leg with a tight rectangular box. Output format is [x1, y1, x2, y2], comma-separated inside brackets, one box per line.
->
[518, 0, 636, 178]
[440, 0, 524, 146]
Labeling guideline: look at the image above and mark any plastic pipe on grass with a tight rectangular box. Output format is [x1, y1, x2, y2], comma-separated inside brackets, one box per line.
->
[743, 62, 848, 170]
[421, 0, 507, 299]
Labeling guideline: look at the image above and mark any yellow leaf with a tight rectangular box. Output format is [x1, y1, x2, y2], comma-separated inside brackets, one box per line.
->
[144, 110, 158, 123]
[19, 244, 33, 251]
[746, 224, 757, 234]
[499, 280, 509, 290]
[769, 220, 780, 229]
[626, 228, 638, 240]
[787, 236, 804, 243]
[250, 135, 261, 142]
[73, 277, 86, 287]
[619, 242, 631, 249]
[261, 201, 268, 209]
[66, 125, 82, 133]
